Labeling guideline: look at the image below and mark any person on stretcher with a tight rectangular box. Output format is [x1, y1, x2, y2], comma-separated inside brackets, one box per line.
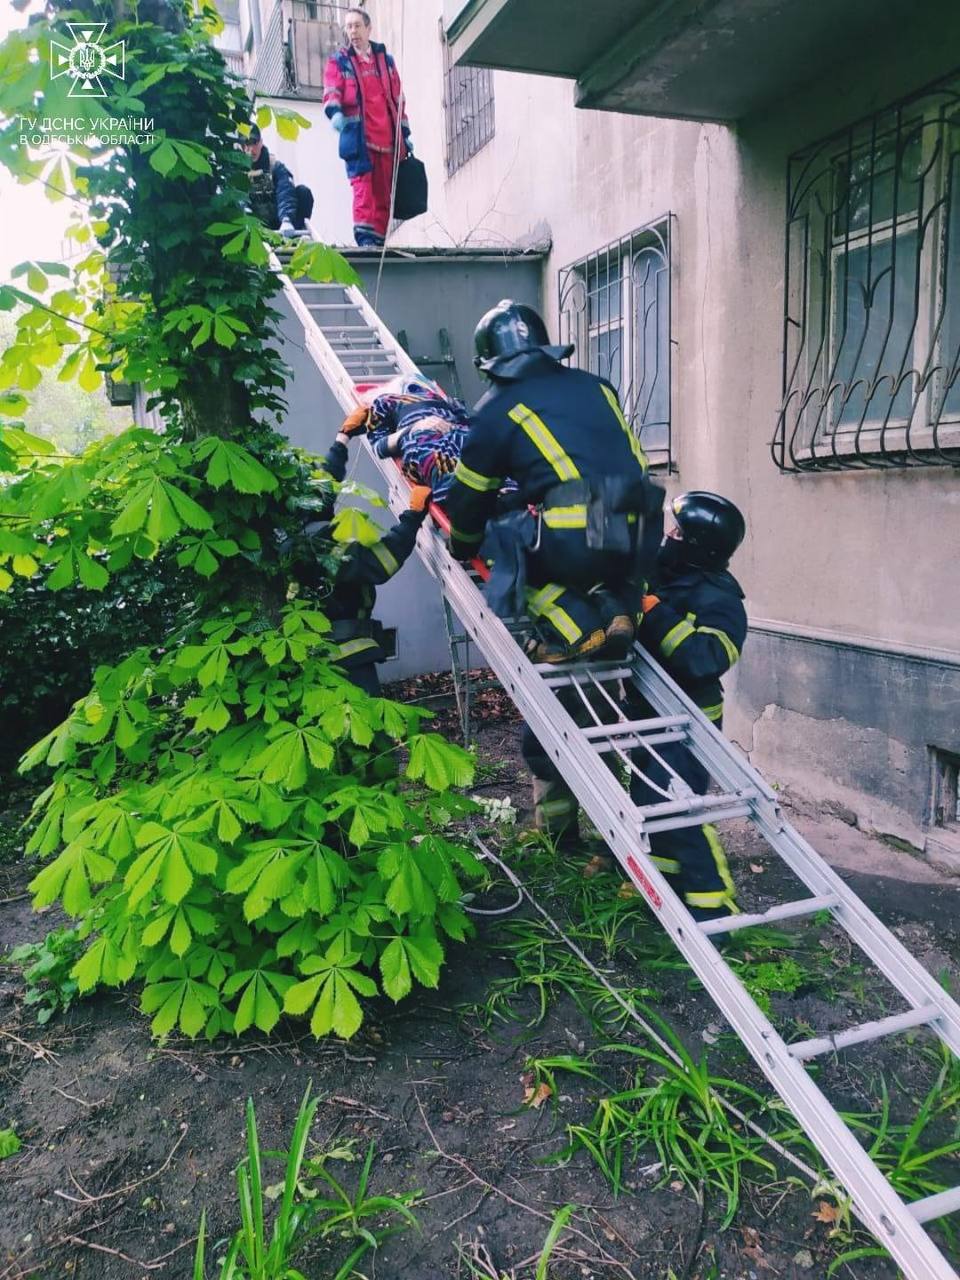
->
[339, 376, 516, 508]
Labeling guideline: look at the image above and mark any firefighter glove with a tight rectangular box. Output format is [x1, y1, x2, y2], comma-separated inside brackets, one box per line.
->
[340, 406, 369, 437]
[409, 486, 432, 513]
[641, 594, 661, 614]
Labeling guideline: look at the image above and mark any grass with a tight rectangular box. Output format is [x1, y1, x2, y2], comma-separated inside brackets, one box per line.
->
[467, 826, 960, 1270]
[193, 1086, 419, 1280]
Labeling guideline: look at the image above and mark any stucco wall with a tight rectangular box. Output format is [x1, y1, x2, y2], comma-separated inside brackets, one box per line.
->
[360, 0, 960, 841]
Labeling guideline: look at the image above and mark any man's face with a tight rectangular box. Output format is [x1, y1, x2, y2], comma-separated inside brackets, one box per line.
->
[345, 12, 370, 50]
[243, 137, 264, 164]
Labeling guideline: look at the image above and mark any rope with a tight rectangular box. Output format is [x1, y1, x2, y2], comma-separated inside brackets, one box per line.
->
[469, 834, 831, 1195]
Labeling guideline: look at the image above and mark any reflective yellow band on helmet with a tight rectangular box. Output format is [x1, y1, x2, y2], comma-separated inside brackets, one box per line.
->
[600, 383, 649, 471]
[454, 460, 501, 493]
[369, 541, 399, 578]
[697, 625, 741, 666]
[334, 637, 379, 661]
[509, 403, 581, 483]
[660, 618, 695, 657]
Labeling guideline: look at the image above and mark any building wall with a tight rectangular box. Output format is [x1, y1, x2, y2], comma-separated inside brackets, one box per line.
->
[364, 0, 960, 848]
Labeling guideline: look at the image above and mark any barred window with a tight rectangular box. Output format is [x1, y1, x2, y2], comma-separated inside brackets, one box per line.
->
[774, 73, 960, 471]
[558, 218, 673, 468]
[442, 26, 495, 177]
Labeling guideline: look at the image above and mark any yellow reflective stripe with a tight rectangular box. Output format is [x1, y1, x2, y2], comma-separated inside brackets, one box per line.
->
[697, 625, 740, 666]
[369, 541, 399, 577]
[600, 383, 648, 472]
[660, 619, 695, 657]
[508, 403, 581, 482]
[335, 637, 379, 661]
[651, 855, 682, 874]
[454, 460, 501, 493]
[704, 823, 739, 902]
[686, 890, 736, 910]
[449, 523, 483, 545]
[526, 583, 582, 644]
[542, 504, 586, 529]
[700, 702, 724, 722]
[542, 505, 638, 529]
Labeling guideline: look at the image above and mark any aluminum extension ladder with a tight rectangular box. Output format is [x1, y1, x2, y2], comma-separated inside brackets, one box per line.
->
[275, 253, 960, 1280]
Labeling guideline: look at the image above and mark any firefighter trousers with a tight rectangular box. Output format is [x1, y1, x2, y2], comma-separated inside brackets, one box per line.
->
[524, 526, 635, 651]
[628, 722, 738, 914]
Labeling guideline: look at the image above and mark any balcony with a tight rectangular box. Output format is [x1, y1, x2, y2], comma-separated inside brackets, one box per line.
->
[252, 1, 349, 101]
[444, 0, 921, 122]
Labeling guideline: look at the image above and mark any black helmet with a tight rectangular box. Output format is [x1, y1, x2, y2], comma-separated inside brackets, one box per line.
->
[473, 299, 573, 380]
[670, 491, 745, 569]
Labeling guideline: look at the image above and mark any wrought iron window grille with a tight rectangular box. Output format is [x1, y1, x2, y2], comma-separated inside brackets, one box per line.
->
[558, 217, 674, 470]
[774, 71, 960, 472]
[441, 23, 495, 177]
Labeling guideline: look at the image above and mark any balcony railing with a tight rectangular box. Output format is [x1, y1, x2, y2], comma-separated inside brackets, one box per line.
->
[252, 1, 351, 100]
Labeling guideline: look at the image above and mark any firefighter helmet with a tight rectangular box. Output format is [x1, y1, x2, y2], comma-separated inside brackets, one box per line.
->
[473, 299, 573, 378]
[670, 491, 745, 569]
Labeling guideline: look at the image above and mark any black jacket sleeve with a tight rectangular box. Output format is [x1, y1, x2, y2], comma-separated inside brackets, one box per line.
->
[443, 404, 506, 559]
[272, 160, 297, 225]
[337, 508, 428, 587]
[640, 590, 747, 684]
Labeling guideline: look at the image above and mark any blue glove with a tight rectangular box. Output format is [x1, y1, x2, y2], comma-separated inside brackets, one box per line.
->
[331, 111, 346, 133]
[279, 219, 296, 238]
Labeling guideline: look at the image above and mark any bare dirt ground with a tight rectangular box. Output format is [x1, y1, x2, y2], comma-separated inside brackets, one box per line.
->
[1, 677, 959, 1280]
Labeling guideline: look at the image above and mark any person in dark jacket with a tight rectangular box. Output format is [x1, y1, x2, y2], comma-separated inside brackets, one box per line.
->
[243, 125, 314, 235]
[290, 411, 431, 696]
[323, 7, 411, 247]
[444, 299, 663, 847]
[445, 299, 663, 663]
[586, 490, 748, 921]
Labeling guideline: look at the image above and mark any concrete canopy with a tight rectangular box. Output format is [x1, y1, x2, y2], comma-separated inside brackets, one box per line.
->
[445, 0, 920, 123]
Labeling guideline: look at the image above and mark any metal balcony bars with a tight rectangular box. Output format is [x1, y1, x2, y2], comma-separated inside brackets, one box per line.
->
[774, 71, 960, 472]
[558, 217, 673, 469]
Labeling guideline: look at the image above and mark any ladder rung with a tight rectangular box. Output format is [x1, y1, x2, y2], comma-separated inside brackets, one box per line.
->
[698, 893, 840, 936]
[582, 715, 689, 740]
[594, 729, 688, 752]
[789, 1004, 939, 1062]
[308, 303, 366, 310]
[330, 347, 388, 356]
[645, 803, 753, 833]
[316, 325, 378, 332]
[640, 789, 756, 820]
[909, 1185, 960, 1224]
[541, 665, 634, 688]
[295, 282, 351, 289]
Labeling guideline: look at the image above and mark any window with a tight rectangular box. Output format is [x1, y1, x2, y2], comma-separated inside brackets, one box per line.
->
[441, 24, 495, 177]
[558, 218, 673, 468]
[930, 748, 960, 829]
[774, 73, 960, 471]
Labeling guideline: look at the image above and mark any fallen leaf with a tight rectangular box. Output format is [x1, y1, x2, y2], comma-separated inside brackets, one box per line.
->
[669, 1179, 684, 1191]
[522, 1082, 553, 1109]
[813, 1200, 840, 1224]
[749, 862, 765, 874]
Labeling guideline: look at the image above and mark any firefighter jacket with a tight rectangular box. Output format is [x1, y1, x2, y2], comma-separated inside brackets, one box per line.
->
[639, 566, 747, 722]
[247, 147, 296, 229]
[306, 440, 426, 668]
[444, 359, 650, 561]
[323, 43, 409, 179]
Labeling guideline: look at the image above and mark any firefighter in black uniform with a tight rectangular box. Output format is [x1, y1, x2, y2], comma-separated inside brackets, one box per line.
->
[586, 490, 748, 920]
[444, 299, 663, 846]
[445, 299, 662, 660]
[291, 409, 431, 696]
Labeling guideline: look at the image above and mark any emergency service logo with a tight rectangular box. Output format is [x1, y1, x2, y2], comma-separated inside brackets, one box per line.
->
[50, 23, 125, 99]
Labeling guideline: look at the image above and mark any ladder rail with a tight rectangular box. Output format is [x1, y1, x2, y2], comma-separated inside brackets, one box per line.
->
[274, 253, 960, 1280]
